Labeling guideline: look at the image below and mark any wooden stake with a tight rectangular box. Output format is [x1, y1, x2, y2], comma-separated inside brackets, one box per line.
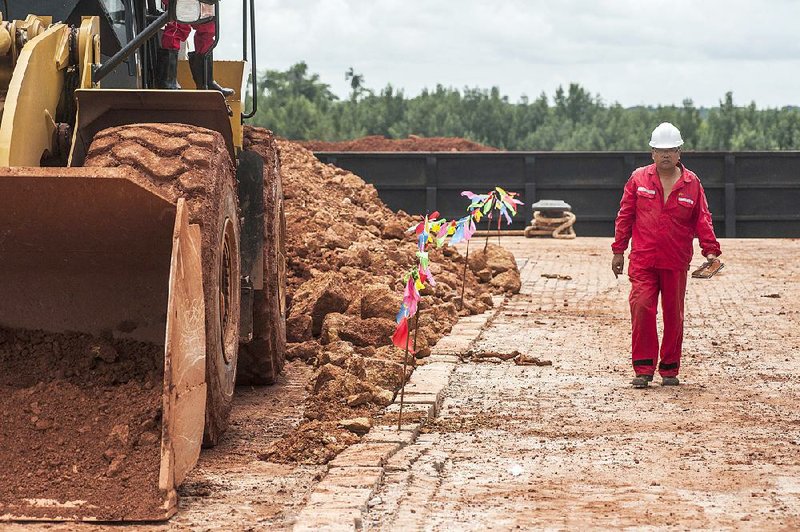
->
[398, 318, 410, 430]
[484, 198, 495, 251]
[413, 312, 420, 353]
[459, 239, 470, 310]
[397, 313, 420, 430]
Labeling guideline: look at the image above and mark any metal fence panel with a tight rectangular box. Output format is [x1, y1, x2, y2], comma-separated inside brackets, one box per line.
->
[314, 151, 800, 238]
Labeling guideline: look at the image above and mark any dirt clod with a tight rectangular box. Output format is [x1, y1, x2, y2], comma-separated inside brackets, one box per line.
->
[513, 353, 553, 366]
[338, 417, 372, 435]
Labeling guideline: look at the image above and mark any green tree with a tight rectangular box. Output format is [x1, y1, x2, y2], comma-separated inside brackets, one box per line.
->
[247, 63, 800, 151]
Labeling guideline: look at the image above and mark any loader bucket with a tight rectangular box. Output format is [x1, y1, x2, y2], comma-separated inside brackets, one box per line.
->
[0, 168, 206, 521]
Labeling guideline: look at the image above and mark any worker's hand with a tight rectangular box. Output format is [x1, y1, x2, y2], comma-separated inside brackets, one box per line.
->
[612, 254, 624, 278]
[706, 254, 718, 261]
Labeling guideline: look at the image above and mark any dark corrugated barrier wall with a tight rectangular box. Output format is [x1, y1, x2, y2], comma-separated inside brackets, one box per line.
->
[314, 151, 800, 238]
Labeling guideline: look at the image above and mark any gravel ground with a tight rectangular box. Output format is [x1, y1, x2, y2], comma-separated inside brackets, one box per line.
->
[365, 237, 800, 530]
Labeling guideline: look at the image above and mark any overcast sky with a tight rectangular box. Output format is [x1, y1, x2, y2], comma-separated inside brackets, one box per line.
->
[214, 1, 800, 108]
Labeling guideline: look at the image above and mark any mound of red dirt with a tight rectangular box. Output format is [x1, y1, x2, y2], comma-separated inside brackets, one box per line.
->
[299, 135, 498, 152]
[245, 127, 517, 465]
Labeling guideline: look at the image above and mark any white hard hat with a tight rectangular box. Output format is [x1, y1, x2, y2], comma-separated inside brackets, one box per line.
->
[649, 122, 684, 148]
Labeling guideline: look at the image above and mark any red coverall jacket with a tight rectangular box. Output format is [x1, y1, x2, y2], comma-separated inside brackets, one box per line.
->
[612, 163, 721, 270]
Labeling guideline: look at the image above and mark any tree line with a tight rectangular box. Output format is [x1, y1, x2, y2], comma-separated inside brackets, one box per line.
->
[247, 62, 800, 151]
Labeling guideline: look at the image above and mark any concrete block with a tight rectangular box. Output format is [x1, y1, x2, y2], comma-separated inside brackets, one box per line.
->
[430, 336, 474, 354]
[369, 418, 423, 436]
[402, 392, 439, 404]
[385, 444, 428, 472]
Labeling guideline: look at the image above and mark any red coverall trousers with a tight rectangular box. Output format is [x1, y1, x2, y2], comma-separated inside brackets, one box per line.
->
[628, 266, 686, 377]
[161, 0, 215, 54]
[613, 163, 721, 378]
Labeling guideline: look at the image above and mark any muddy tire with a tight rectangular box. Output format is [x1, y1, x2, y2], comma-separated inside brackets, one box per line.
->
[84, 123, 241, 447]
[236, 153, 287, 385]
[201, 180, 241, 446]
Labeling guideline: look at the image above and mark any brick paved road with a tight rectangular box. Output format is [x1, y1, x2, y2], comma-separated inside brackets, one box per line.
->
[366, 237, 800, 530]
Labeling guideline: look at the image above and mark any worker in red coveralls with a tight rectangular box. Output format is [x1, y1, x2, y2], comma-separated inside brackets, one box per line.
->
[156, 0, 233, 96]
[612, 122, 721, 388]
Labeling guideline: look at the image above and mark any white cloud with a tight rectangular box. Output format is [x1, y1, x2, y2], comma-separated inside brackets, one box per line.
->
[215, 0, 800, 107]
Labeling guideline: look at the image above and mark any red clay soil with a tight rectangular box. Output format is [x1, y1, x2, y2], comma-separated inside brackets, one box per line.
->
[0, 327, 164, 520]
[244, 127, 515, 465]
[299, 135, 498, 152]
[251, 130, 496, 307]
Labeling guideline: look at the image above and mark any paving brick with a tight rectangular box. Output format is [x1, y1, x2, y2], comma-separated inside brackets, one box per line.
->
[361, 428, 417, 445]
[384, 401, 434, 420]
[328, 442, 401, 468]
[292, 283, 512, 531]
[293, 508, 361, 532]
[320, 466, 384, 490]
[306, 487, 373, 508]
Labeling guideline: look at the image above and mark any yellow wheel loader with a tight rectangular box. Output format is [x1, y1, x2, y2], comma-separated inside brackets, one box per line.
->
[0, 0, 286, 521]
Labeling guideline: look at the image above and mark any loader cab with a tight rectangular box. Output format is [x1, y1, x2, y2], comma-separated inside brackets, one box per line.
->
[5, 0, 257, 98]
[0, 0, 259, 169]
[5, 0, 139, 88]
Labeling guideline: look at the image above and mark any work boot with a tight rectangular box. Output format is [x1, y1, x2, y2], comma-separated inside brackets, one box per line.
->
[155, 48, 181, 89]
[661, 376, 680, 386]
[189, 51, 234, 97]
[631, 374, 653, 389]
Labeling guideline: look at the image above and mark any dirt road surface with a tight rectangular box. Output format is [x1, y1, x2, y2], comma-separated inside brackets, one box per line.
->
[7, 237, 799, 530]
[366, 237, 800, 530]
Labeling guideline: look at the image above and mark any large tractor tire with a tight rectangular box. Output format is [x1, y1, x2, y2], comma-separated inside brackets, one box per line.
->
[201, 179, 241, 445]
[236, 127, 287, 385]
[84, 123, 241, 447]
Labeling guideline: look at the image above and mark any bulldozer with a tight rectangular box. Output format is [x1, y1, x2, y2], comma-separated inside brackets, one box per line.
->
[0, 0, 286, 521]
